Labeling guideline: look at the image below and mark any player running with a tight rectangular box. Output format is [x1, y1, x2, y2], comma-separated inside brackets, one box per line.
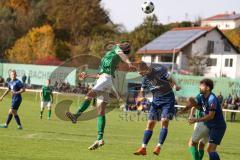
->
[66, 41, 133, 150]
[40, 79, 53, 120]
[0, 70, 25, 129]
[187, 79, 226, 160]
[134, 62, 181, 156]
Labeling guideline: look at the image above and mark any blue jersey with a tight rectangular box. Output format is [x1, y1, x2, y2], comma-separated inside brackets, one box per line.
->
[196, 93, 226, 128]
[141, 65, 173, 97]
[8, 79, 24, 102]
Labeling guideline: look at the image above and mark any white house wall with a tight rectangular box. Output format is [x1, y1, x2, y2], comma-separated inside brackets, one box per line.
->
[205, 54, 239, 78]
[192, 30, 237, 56]
[141, 55, 151, 63]
[201, 20, 240, 30]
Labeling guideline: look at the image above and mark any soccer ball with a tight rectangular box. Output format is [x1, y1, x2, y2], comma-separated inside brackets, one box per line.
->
[141, 1, 155, 14]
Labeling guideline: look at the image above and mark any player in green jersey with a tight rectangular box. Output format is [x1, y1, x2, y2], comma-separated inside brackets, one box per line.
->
[40, 79, 53, 120]
[66, 42, 133, 150]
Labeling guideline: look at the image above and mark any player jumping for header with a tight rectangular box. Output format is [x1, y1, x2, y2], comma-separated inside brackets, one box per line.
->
[134, 62, 181, 156]
[66, 41, 133, 150]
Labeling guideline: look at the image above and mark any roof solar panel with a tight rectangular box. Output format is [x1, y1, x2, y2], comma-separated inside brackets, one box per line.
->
[139, 29, 207, 51]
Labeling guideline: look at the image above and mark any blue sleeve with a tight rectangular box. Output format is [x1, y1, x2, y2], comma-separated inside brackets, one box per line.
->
[208, 96, 218, 112]
[195, 94, 202, 106]
[155, 66, 170, 79]
[18, 81, 24, 89]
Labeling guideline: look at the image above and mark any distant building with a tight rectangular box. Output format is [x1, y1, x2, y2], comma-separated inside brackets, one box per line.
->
[201, 12, 240, 30]
[137, 27, 240, 78]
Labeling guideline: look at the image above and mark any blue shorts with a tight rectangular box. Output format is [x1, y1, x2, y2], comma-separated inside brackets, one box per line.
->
[11, 99, 22, 110]
[148, 92, 175, 121]
[208, 126, 226, 145]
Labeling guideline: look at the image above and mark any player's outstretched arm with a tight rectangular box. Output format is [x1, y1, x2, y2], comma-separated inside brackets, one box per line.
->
[189, 111, 215, 124]
[79, 72, 99, 80]
[0, 89, 10, 101]
[117, 52, 133, 68]
[177, 97, 200, 115]
[167, 76, 181, 91]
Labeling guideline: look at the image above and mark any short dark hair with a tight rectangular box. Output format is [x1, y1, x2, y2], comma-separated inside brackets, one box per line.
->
[138, 61, 149, 70]
[200, 78, 214, 90]
[119, 42, 131, 55]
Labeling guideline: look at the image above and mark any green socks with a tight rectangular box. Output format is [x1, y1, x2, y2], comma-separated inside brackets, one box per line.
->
[199, 150, 204, 160]
[75, 99, 91, 117]
[97, 115, 106, 141]
[48, 110, 51, 119]
[189, 146, 200, 160]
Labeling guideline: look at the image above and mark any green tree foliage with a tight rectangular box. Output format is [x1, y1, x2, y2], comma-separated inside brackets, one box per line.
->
[129, 14, 168, 54]
[6, 25, 56, 63]
[224, 28, 240, 50]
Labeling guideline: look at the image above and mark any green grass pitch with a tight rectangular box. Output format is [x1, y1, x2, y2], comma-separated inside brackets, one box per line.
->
[0, 91, 239, 160]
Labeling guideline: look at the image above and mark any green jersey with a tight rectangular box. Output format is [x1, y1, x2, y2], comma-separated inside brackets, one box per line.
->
[195, 109, 204, 119]
[99, 45, 122, 77]
[41, 85, 52, 102]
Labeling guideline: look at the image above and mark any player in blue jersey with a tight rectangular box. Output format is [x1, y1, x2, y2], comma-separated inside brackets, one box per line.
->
[188, 78, 226, 160]
[134, 62, 181, 156]
[0, 70, 25, 129]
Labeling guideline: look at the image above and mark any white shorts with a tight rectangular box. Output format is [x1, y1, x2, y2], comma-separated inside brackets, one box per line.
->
[41, 101, 52, 110]
[192, 122, 209, 144]
[92, 74, 113, 102]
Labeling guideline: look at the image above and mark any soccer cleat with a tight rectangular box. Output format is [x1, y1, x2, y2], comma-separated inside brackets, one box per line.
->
[17, 126, 23, 130]
[40, 115, 43, 119]
[134, 147, 147, 155]
[88, 140, 105, 150]
[0, 124, 8, 128]
[153, 146, 161, 155]
[65, 112, 77, 124]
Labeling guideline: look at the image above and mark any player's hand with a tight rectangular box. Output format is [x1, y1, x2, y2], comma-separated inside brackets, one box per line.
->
[12, 92, 18, 96]
[128, 63, 137, 71]
[79, 72, 87, 80]
[188, 118, 197, 124]
[175, 85, 181, 91]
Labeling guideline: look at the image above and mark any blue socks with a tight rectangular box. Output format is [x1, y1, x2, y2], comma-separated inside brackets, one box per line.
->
[209, 152, 220, 160]
[6, 114, 13, 126]
[142, 130, 153, 145]
[159, 128, 168, 145]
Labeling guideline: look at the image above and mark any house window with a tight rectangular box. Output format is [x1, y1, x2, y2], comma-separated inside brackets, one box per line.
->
[207, 41, 214, 54]
[151, 55, 157, 63]
[225, 24, 230, 28]
[159, 55, 172, 62]
[225, 58, 233, 67]
[224, 40, 231, 52]
[207, 58, 217, 66]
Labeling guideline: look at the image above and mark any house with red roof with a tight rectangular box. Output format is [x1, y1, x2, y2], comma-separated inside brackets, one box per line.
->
[137, 27, 240, 78]
[201, 12, 240, 30]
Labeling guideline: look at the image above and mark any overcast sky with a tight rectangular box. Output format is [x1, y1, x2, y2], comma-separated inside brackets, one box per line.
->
[101, 0, 240, 31]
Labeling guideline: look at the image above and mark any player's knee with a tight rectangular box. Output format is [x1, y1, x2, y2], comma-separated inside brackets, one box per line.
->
[161, 119, 169, 128]
[188, 139, 197, 147]
[146, 121, 156, 130]
[86, 90, 96, 98]
[207, 145, 216, 153]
